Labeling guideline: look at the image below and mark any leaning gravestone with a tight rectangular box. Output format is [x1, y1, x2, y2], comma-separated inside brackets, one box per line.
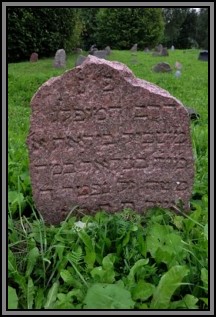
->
[54, 49, 66, 68]
[27, 55, 194, 224]
[30, 52, 38, 62]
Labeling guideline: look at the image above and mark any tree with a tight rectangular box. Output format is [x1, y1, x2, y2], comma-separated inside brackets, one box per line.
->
[162, 8, 189, 47]
[7, 8, 81, 62]
[196, 8, 208, 49]
[79, 8, 100, 50]
[177, 9, 198, 48]
[94, 8, 164, 50]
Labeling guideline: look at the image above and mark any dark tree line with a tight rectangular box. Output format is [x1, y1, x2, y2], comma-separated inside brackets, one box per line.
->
[7, 7, 209, 62]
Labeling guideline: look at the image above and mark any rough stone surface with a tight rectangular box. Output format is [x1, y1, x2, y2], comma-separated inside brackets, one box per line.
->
[198, 50, 208, 61]
[30, 52, 38, 62]
[153, 62, 172, 73]
[54, 49, 66, 68]
[27, 55, 194, 224]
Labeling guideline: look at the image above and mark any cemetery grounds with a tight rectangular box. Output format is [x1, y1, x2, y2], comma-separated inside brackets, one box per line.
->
[8, 49, 208, 310]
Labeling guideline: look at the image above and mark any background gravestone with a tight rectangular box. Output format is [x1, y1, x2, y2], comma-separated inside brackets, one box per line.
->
[198, 50, 208, 61]
[75, 55, 87, 67]
[30, 52, 38, 62]
[105, 46, 111, 55]
[54, 49, 66, 68]
[161, 47, 169, 56]
[27, 55, 194, 224]
[130, 44, 137, 52]
[93, 50, 108, 59]
[153, 62, 172, 73]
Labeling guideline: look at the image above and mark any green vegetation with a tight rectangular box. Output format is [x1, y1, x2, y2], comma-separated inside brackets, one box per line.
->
[7, 7, 208, 62]
[8, 49, 208, 309]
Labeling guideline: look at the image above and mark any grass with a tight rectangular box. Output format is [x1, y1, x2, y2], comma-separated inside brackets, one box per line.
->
[8, 49, 208, 310]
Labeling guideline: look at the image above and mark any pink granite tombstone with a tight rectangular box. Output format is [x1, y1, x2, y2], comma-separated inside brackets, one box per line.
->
[30, 52, 38, 62]
[27, 55, 194, 224]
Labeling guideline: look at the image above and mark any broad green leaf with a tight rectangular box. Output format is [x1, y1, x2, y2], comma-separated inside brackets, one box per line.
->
[44, 282, 59, 309]
[35, 288, 44, 309]
[169, 294, 199, 309]
[127, 259, 149, 283]
[78, 230, 94, 251]
[200, 297, 208, 306]
[27, 277, 35, 309]
[83, 283, 135, 309]
[26, 246, 40, 277]
[91, 254, 116, 284]
[102, 253, 116, 270]
[84, 248, 96, 269]
[8, 249, 17, 273]
[151, 265, 189, 309]
[60, 269, 74, 284]
[201, 268, 208, 290]
[8, 286, 18, 309]
[131, 280, 155, 301]
[55, 244, 65, 261]
[203, 224, 208, 240]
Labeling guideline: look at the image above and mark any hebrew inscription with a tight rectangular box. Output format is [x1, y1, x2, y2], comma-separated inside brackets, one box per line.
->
[27, 55, 194, 224]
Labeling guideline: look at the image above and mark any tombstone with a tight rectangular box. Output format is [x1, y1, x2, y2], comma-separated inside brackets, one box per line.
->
[185, 107, 200, 121]
[93, 50, 108, 59]
[130, 44, 138, 52]
[153, 62, 172, 73]
[105, 46, 111, 55]
[175, 70, 181, 78]
[161, 47, 169, 56]
[30, 52, 38, 62]
[144, 48, 150, 52]
[75, 55, 87, 67]
[27, 55, 194, 224]
[54, 49, 66, 68]
[89, 44, 98, 55]
[198, 50, 208, 61]
[74, 48, 83, 54]
[171, 45, 175, 51]
[155, 44, 163, 52]
[175, 61, 182, 70]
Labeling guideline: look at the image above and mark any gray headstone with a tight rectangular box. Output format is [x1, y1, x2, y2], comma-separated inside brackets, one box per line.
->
[130, 44, 138, 52]
[161, 47, 169, 56]
[171, 45, 175, 51]
[27, 55, 194, 224]
[93, 50, 108, 59]
[54, 49, 66, 68]
[105, 46, 111, 55]
[144, 48, 150, 52]
[155, 44, 163, 52]
[153, 62, 172, 73]
[75, 55, 87, 67]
